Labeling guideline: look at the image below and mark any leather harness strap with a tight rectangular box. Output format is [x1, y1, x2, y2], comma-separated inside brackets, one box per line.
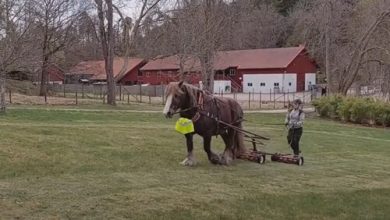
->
[192, 91, 204, 122]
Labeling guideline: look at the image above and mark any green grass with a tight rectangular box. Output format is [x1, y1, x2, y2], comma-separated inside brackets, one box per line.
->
[0, 108, 389, 219]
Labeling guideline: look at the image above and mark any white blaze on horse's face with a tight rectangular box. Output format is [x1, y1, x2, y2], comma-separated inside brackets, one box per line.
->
[163, 94, 173, 117]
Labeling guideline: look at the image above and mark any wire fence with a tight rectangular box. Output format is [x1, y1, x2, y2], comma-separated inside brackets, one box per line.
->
[6, 84, 320, 109]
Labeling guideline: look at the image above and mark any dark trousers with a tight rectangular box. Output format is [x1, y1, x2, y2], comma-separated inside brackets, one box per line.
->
[287, 127, 303, 155]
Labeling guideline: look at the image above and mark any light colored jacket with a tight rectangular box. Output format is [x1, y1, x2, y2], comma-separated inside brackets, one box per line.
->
[285, 109, 305, 129]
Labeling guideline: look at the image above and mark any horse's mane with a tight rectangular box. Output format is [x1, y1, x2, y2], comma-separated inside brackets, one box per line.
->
[165, 82, 201, 107]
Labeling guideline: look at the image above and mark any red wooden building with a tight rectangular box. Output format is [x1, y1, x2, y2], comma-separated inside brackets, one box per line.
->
[47, 64, 65, 84]
[140, 46, 317, 92]
[68, 57, 146, 84]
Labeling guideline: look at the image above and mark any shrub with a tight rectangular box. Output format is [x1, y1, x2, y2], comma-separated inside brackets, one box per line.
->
[312, 95, 390, 127]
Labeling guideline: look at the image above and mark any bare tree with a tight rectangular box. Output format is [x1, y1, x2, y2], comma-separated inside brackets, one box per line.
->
[114, 0, 164, 81]
[95, 0, 115, 105]
[0, 0, 36, 111]
[31, 0, 84, 96]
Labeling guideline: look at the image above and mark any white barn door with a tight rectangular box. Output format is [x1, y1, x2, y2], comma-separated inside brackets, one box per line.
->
[305, 73, 316, 90]
[243, 74, 297, 93]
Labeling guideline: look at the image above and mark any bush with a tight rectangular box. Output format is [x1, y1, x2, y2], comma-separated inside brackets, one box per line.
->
[313, 95, 390, 127]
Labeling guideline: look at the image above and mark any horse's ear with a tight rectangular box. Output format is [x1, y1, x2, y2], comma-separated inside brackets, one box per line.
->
[178, 80, 184, 87]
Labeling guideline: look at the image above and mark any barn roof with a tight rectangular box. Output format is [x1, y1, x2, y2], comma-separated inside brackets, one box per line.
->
[141, 46, 307, 71]
[68, 57, 145, 81]
[140, 55, 201, 71]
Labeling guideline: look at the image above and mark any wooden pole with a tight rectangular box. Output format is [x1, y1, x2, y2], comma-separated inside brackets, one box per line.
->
[75, 91, 78, 105]
[269, 88, 272, 102]
[248, 92, 251, 109]
[139, 84, 142, 103]
[127, 93, 130, 104]
[45, 92, 47, 104]
[273, 90, 276, 109]
[119, 84, 122, 101]
[82, 83, 84, 99]
[259, 92, 262, 109]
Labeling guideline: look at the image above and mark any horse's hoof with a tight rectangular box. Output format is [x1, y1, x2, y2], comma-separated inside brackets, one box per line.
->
[180, 157, 197, 166]
[219, 155, 232, 165]
[209, 154, 221, 165]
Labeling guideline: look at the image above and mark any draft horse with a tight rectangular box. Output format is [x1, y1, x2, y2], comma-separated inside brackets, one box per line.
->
[163, 81, 247, 166]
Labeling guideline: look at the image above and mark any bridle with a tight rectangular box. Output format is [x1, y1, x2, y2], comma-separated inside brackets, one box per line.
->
[171, 90, 204, 122]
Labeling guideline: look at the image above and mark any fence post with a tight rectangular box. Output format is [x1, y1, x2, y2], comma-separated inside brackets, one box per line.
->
[269, 88, 272, 102]
[127, 93, 130, 104]
[45, 92, 47, 104]
[287, 89, 289, 102]
[248, 92, 251, 109]
[9, 90, 11, 104]
[161, 84, 165, 104]
[75, 91, 78, 105]
[259, 92, 262, 109]
[63, 84, 66, 97]
[273, 90, 276, 109]
[82, 83, 85, 99]
[119, 84, 122, 101]
[283, 92, 286, 108]
[139, 84, 142, 103]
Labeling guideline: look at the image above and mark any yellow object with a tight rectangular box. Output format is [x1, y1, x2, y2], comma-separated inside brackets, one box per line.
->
[175, 118, 195, 134]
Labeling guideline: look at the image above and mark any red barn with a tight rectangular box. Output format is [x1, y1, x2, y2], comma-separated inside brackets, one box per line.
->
[68, 57, 146, 84]
[47, 64, 65, 84]
[140, 46, 317, 92]
[139, 55, 202, 85]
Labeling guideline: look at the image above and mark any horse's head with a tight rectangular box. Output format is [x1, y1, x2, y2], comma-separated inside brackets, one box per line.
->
[163, 81, 198, 118]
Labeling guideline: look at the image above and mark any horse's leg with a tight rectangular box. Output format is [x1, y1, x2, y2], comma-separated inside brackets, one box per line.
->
[180, 133, 196, 166]
[220, 130, 234, 165]
[203, 135, 220, 165]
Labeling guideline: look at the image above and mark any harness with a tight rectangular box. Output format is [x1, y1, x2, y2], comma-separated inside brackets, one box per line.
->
[171, 89, 269, 140]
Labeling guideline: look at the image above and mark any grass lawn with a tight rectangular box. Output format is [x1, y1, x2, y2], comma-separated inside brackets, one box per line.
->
[0, 107, 389, 219]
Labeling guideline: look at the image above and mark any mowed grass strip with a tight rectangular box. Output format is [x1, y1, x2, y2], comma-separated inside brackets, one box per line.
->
[0, 108, 389, 220]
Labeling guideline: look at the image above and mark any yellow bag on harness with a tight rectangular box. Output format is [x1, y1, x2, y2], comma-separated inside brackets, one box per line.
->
[175, 117, 194, 134]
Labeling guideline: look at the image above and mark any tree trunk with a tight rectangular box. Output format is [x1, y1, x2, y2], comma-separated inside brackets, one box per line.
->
[39, 56, 49, 96]
[325, 1, 332, 93]
[0, 73, 6, 112]
[96, 0, 116, 105]
[105, 0, 115, 105]
[200, 56, 215, 93]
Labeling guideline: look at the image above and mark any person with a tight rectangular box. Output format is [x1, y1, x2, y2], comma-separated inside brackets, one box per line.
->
[321, 86, 327, 96]
[285, 99, 305, 157]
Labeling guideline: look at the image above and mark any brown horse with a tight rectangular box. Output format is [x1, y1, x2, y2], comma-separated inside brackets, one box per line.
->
[163, 81, 247, 166]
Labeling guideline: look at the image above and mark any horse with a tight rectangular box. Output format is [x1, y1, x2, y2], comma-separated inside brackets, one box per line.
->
[163, 81, 247, 166]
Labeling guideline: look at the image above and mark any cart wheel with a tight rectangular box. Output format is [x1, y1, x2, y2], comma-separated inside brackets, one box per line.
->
[297, 157, 304, 166]
[257, 154, 266, 164]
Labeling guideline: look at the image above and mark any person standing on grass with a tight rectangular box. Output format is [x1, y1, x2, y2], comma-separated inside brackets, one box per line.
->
[285, 99, 305, 157]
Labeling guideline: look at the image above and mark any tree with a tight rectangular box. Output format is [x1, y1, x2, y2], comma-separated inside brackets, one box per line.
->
[0, 0, 36, 111]
[31, 0, 84, 96]
[94, 0, 163, 105]
[95, 0, 115, 105]
[288, 0, 390, 94]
